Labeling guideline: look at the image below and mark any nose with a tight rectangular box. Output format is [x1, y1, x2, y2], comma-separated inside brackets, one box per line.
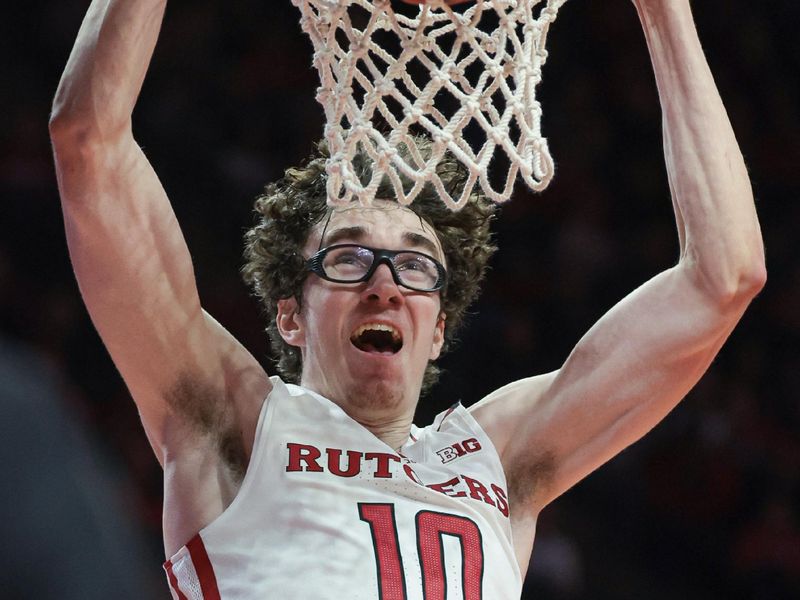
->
[360, 262, 404, 306]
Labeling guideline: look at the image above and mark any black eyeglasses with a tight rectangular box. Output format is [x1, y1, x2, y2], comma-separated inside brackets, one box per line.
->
[306, 244, 447, 292]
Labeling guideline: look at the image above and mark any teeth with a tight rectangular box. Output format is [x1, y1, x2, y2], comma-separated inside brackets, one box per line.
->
[352, 323, 401, 342]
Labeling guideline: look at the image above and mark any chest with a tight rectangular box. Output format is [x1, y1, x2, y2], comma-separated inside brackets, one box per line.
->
[166, 387, 524, 599]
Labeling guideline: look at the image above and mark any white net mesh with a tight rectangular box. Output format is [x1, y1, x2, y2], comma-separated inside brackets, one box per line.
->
[292, 0, 567, 210]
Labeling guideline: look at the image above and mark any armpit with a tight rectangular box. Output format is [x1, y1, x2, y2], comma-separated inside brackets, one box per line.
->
[506, 450, 557, 514]
[165, 373, 247, 476]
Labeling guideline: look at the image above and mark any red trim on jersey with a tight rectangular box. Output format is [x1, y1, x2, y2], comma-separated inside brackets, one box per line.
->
[186, 534, 222, 600]
[164, 559, 188, 600]
[436, 404, 458, 431]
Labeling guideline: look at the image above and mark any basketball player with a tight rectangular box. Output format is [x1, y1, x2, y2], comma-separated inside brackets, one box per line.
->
[50, 0, 765, 598]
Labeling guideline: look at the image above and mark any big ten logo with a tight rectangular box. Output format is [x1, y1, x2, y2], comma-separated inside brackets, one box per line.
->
[436, 438, 481, 464]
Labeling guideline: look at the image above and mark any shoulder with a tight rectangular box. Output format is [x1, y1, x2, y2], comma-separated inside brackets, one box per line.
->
[467, 371, 558, 454]
[466, 372, 560, 513]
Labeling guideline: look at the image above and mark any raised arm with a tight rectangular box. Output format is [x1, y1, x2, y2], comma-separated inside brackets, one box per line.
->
[49, 0, 270, 471]
[472, 0, 765, 527]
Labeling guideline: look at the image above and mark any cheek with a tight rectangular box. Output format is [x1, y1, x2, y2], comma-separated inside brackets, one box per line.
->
[415, 299, 444, 341]
[303, 287, 346, 338]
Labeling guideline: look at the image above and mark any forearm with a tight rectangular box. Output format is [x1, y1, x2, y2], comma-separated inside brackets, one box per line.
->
[634, 0, 765, 298]
[50, 0, 167, 142]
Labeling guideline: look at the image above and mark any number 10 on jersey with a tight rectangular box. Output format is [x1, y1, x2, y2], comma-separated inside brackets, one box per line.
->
[359, 503, 484, 600]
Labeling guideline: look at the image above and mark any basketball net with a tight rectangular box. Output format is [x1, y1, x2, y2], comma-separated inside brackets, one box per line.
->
[292, 0, 568, 211]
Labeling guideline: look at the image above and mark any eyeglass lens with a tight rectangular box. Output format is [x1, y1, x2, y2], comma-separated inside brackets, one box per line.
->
[321, 246, 440, 290]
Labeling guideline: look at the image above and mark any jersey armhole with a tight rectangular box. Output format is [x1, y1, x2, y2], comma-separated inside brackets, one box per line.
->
[452, 404, 510, 490]
[164, 376, 284, 567]
[233, 375, 284, 495]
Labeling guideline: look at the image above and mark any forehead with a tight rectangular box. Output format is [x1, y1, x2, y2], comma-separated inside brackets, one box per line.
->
[308, 202, 443, 257]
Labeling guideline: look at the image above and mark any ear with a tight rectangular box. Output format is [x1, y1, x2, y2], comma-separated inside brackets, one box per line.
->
[429, 312, 446, 360]
[276, 297, 305, 348]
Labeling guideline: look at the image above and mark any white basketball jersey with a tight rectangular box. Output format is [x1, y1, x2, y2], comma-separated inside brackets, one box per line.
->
[164, 377, 522, 599]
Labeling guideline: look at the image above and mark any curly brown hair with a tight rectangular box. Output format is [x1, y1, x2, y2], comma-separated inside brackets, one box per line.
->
[242, 138, 497, 394]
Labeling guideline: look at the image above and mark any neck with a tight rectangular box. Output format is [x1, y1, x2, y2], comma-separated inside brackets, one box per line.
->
[301, 377, 418, 451]
[352, 412, 414, 452]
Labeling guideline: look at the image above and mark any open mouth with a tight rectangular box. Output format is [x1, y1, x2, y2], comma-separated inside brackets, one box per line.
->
[350, 323, 403, 354]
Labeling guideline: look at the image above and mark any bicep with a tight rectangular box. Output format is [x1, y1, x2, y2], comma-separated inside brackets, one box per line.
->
[473, 264, 753, 512]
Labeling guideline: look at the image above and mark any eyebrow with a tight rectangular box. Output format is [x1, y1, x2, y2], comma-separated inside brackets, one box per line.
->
[322, 226, 441, 258]
[402, 232, 440, 257]
[322, 226, 367, 247]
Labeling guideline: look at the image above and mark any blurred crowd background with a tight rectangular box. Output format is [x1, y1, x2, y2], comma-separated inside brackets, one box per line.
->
[1, 1, 798, 598]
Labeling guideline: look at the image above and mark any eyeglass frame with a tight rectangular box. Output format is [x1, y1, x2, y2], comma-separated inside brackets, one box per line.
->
[305, 244, 448, 293]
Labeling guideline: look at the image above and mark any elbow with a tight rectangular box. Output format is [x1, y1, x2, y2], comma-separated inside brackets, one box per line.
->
[49, 109, 86, 158]
[740, 259, 767, 298]
[49, 101, 128, 151]
[682, 233, 767, 307]
[734, 242, 768, 301]
[49, 93, 80, 142]
[49, 112, 96, 187]
[697, 257, 767, 309]
[48, 108, 67, 144]
[49, 108, 94, 149]
[49, 83, 90, 140]
[49, 107, 131, 169]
